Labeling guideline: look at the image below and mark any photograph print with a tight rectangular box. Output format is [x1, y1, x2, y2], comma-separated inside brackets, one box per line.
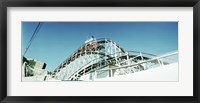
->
[22, 22, 178, 82]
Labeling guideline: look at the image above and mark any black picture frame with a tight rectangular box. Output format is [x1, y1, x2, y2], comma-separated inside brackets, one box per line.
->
[0, 0, 200, 103]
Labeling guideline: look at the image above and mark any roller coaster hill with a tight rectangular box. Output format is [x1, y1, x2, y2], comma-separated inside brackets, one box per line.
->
[22, 37, 178, 81]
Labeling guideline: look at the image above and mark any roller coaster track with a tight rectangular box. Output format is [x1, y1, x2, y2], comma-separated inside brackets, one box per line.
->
[51, 38, 178, 81]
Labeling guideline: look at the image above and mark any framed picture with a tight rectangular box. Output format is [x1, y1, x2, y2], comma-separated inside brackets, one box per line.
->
[1, 0, 200, 103]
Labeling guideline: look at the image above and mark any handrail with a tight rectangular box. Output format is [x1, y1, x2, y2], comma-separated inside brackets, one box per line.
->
[97, 51, 178, 71]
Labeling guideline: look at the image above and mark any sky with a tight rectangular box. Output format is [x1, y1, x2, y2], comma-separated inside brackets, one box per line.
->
[22, 22, 178, 72]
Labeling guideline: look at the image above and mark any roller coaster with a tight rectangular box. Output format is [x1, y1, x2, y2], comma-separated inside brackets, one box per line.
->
[22, 22, 178, 81]
[47, 37, 178, 81]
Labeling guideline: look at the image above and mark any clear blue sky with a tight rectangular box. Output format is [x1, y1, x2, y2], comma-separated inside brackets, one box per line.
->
[22, 22, 178, 71]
